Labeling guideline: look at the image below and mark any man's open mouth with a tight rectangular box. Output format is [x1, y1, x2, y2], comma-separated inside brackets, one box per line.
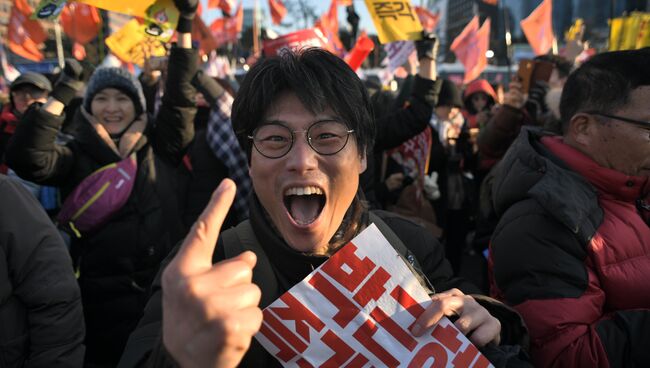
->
[283, 186, 326, 226]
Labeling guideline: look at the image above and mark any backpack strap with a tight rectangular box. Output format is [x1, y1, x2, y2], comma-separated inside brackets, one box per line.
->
[221, 220, 280, 308]
[368, 212, 435, 294]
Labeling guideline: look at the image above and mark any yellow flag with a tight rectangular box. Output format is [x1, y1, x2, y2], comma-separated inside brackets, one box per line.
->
[609, 17, 624, 51]
[105, 19, 167, 67]
[620, 12, 643, 50]
[75, 0, 152, 16]
[365, 0, 423, 44]
[635, 13, 650, 48]
[76, 0, 178, 39]
[564, 18, 583, 42]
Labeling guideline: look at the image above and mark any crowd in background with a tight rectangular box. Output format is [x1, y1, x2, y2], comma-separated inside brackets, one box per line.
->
[1, 1, 649, 366]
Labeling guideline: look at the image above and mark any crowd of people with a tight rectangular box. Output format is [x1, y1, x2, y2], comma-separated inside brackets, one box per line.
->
[0, 0, 648, 367]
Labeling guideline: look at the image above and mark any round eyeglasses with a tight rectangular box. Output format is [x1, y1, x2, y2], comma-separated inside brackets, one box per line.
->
[248, 120, 355, 159]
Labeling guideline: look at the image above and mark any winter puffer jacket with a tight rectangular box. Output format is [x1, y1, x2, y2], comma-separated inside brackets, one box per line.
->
[489, 127, 650, 367]
[5, 46, 198, 366]
[0, 175, 85, 367]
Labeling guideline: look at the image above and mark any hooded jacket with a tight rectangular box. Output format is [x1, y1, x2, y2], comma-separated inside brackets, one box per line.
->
[5, 46, 197, 366]
[489, 127, 650, 367]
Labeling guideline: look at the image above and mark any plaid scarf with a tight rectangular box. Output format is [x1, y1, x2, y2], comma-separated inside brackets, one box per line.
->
[206, 91, 252, 221]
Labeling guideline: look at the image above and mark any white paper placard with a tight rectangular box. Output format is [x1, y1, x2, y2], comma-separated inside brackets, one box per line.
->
[255, 224, 493, 368]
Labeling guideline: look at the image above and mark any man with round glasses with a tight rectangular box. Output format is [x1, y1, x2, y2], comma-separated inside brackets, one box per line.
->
[489, 48, 650, 367]
[119, 48, 529, 367]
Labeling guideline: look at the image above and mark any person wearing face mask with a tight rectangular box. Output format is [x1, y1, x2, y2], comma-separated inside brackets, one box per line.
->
[5, 0, 199, 365]
[118, 47, 531, 368]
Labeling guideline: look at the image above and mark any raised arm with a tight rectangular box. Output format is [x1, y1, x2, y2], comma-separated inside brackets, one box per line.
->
[152, 0, 199, 166]
[5, 60, 84, 185]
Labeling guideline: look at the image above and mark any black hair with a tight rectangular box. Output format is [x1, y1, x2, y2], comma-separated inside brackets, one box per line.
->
[231, 48, 375, 162]
[559, 48, 650, 133]
[534, 54, 573, 79]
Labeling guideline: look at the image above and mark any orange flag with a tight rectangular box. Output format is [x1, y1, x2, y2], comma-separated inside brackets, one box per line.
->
[414, 6, 440, 33]
[7, 0, 47, 62]
[61, 3, 102, 44]
[337, 0, 352, 5]
[193, 16, 218, 55]
[208, 0, 235, 15]
[209, 2, 243, 47]
[316, 0, 344, 55]
[450, 16, 491, 84]
[520, 0, 553, 55]
[269, 0, 287, 25]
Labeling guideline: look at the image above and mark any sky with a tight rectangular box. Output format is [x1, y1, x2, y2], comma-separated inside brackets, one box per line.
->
[200, 0, 378, 35]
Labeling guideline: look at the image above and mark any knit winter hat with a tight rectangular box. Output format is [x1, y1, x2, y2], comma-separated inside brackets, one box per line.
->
[84, 67, 146, 116]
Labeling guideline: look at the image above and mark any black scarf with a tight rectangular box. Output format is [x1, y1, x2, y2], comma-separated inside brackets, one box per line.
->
[248, 191, 369, 290]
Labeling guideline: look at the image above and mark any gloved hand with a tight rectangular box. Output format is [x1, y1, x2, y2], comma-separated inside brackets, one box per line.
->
[525, 80, 550, 121]
[51, 58, 85, 105]
[173, 0, 198, 33]
[423, 172, 441, 200]
[415, 32, 439, 61]
[191, 70, 225, 107]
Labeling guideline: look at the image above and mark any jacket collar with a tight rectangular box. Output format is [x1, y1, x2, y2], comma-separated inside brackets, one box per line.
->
[492, 127, 603, 243]
[541, 136, 649, 202]
[71, 109, 148, 165]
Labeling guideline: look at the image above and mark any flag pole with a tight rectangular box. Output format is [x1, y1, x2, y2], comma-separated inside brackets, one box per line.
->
[253, 0, 260, 55]
[502, 4, 512, 81]
[54, 23, 65, 68]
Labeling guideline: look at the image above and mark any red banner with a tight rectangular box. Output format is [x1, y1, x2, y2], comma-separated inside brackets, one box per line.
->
[263, 29, 329, 56]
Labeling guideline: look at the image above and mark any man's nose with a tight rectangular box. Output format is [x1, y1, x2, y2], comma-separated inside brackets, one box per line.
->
[285, 133, 318, 173]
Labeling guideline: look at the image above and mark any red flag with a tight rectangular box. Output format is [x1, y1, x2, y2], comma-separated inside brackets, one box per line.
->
[208, 0, 235, 15]
[450, 16, 491, 84]
[520, 0, 553, 55]
[209, 3, 243, 47]
[414, 6, 440, 33]
[7, 0, 47, 62]
[269, 0, 287, 25]
[315, 0, 344, 55]
[61, 3, 102, 44]
[193, 16, 218, 55]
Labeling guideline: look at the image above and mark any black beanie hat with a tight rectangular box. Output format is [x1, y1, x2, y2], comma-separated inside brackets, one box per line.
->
[11, 72, 52, 92]
[437, 79, 463, 108]
[83, 67, 146, 115]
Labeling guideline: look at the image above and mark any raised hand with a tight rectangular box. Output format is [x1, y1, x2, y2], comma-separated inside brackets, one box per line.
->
[51, 58, 85, 105]
[162, 179, 263, 368]
[504, 79, 525, 110]
[410, 288, 501, 347]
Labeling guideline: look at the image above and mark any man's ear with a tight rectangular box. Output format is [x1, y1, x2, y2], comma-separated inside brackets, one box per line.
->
[359, 151, 367, 174]
[567, 113, 596, 146]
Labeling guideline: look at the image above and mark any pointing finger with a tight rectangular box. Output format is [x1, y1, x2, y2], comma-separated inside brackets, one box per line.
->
[176, 179, 237, 274]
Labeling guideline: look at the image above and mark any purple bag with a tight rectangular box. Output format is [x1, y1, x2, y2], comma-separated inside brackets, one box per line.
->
[57, 154, 137, 238]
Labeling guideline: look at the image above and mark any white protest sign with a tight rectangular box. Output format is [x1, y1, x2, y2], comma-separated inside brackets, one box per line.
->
[384, 40, 416, 73]
[255, 224, 493, 368]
